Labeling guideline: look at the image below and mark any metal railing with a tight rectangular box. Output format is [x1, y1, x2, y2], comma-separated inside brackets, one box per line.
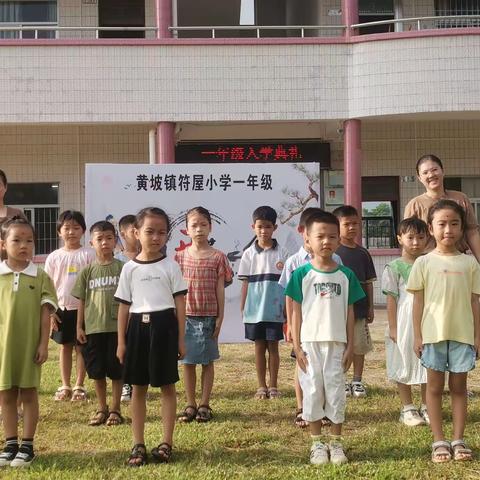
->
[362, 216, 397, 249]
[351, 14, 480, 32]
[169, 25, 345, 38]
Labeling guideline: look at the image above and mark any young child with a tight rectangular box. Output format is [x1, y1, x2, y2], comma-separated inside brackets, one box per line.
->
[285, 210, 364, 465]
[408, 199, 480, 463]
[72, 221, 124, 427]
[114, 214, 139, 403]
[333, 205, 376, 397]
[0, 217, 57, 467]
[175, 207, 232, 423]
[279, 207, 343, 427]
[115, 207, 187, 466]
[382, 217, 428, 426]
[238, 206, 289, 399]
[45, 210, 95, 402]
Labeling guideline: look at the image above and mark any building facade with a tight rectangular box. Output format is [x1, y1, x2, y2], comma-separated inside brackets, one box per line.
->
[1, 0, 480, 303]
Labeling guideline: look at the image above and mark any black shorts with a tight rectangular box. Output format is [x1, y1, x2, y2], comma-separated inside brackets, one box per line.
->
[245, 322, 284, 342]
[82, 332, 123, 381]
[123, 309, 179, 387]
[50, 309, 81, 345]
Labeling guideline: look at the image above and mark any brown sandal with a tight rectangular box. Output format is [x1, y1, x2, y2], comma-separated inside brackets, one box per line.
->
[178, 405, 197, 423]
[196, 405, 213, 422]
[106, 410, 124, 426]
[88, 409, 109, 426]
[151, 442, 172, 463]
[127, 443, 147, 467]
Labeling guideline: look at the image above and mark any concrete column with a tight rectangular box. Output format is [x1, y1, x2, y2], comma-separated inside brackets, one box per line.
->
[156, 0, 173, 39]
[156, 122, 175, 164]
[344, 119, 362, 231]
[342, 0, 359, 37]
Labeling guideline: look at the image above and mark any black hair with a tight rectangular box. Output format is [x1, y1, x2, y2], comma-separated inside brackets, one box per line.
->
[89, 220, 116, 235]
[186, 206, 212, 225]
[0, 216, 35, 241]
[57, 210, 87, 233]
[397, 217, 428, 236]
[427, 199, 465, 231]
[416, 154, 444, 175]
[0, 169, 7, 187]
[118, 214, 136, 230]
[299, 207, 324, 227]
[306, 210, 340, 233]
[332, 205, 359, 218]
[135, 207, 171, 232]
[252, 205, 277, 224]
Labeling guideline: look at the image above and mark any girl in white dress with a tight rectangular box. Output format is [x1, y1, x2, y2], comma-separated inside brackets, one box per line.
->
[382, 217, 428, 426]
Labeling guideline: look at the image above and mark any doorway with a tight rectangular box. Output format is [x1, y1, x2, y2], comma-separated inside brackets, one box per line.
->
[98, 0, 145, 38]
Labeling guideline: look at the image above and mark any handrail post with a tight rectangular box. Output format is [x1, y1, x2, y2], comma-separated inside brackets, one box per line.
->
[342, 0, 359, 38]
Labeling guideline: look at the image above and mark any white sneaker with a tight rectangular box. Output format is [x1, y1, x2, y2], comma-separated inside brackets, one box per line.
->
[345, 382, 352, 397]
[351, 381, 367, 398]
[399, 408, 425, 427]
[10, 449, 34, 468]
[420, 405, 430, 425]
[329, 441, 348, 465]
[310, 442, 329, 465]
[121, 384, 132, 402]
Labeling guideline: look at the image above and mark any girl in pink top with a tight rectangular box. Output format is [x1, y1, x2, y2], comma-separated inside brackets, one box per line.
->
[175, 207, 232, 423]
[44, 210, 95, 402]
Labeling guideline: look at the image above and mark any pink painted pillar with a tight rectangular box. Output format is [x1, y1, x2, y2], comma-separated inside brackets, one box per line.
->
[156, 122, 175, 164]
[344, 119, 362, 239]
[342, 0, 359, 37]
[156, 0, 172, 39]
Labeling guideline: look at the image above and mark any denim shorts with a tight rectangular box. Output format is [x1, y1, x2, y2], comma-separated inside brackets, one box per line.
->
[180, 316, 219, 366]
[421, 341, 476, 373]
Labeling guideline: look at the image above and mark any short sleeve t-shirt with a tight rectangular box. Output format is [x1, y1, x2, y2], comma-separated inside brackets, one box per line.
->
[114, 256, 187, 313]
[238, 240, 289, 324]
[44, 247, 96, 310]
[404, 190, 478, 253]
[285, 263, 365, 343]
[175, 248, 233, 317]
[335, 244, 376, 319]
[71, 259, 124, 335]
[406, 251, 480, 345]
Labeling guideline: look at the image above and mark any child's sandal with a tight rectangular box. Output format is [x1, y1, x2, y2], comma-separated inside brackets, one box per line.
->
[254, 387, 268, 400]
[106, 410, 125, 426]
[178, 405, 197, 423]
[268, 387, 281, 399]
[451, 439, 473, 461]
[196, 405, 213, 422]
[88, 409, 109, 426]
[151, 443, 172, 463]
[71, 386, 87, 402]
[431, 441, 452, 463]
[54, 386, 72, 401]
[294, 408, 308, 428]
[127, 443, 147, 467]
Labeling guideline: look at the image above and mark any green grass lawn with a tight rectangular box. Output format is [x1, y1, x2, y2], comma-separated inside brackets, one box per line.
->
[2, 309, 480, 479]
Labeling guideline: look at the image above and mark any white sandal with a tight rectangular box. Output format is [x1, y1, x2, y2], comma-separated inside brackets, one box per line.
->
[451, 439, 473, 461]
[71, 386, 87, 402]
[431, 440, 451, 463]
[54, 386, 72, 401]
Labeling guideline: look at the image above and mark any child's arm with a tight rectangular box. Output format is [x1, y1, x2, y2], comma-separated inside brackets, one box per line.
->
[342, 304, 355, 372]
[116, 302, 130, 364]
[386, 295, 398, 342]
[292, 300, 308, 372]
[412, 290, 424, 358]
[240, 280, 248, 315]
[213, 274, 226, 339]
[285, 296, 293, 343]
[35, 304, 52, 364]
[365, 281, 375, 323]
[76, 299, 87, 344]
[472, 293, 480, 359]
[175, 294, 186, 360]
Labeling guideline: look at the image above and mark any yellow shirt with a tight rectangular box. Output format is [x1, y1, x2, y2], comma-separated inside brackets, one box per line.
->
[406, 252, 480, 345]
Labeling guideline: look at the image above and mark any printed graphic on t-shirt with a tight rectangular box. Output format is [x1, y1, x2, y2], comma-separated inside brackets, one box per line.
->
[88, 276, 119, 291]
[68, 265, 78, 276]
[314, 282, 341, 297]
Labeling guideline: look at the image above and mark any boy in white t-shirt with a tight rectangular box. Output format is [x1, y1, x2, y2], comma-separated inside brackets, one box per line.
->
[285, 210, 364, 465]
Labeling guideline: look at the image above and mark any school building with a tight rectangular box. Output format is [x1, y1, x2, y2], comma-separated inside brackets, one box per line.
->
[1, 0, 480, 304]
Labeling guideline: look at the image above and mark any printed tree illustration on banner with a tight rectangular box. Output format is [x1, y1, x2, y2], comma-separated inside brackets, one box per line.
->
[279, 164, 320, 226]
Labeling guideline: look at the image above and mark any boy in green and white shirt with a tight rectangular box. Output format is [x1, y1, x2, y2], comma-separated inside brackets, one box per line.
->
[285, 211, 364, 465]
[72, 221, 124, 427]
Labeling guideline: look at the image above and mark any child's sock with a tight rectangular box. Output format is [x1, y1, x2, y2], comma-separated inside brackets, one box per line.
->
[352, 376, 362, 383]
[20, 438, 34, 456]
[402, 403, 415, 412]
[311, 434, 326, 446]
[4, 437, 18, 452]
[329, 434, 343, 443]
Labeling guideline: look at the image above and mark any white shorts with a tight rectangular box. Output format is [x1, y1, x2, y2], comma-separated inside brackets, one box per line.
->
[299, 341, 346, 424]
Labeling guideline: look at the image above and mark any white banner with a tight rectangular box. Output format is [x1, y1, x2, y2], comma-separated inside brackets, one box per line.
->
[85, 163, 321, 342]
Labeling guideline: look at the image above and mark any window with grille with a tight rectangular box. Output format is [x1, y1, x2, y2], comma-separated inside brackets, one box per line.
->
[5, 182, 59, 255]
[435, 0, 480, 26]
